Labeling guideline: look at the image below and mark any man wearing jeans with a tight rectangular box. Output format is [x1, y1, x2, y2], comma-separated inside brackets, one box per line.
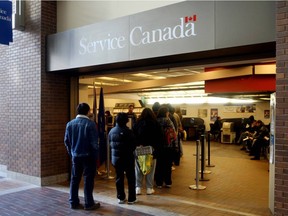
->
[64, 103, 100, 210]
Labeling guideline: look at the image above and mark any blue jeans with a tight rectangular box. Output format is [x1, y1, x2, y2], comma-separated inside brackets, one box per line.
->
[69, 156, 96, 208]
[135, 158, 156, 189]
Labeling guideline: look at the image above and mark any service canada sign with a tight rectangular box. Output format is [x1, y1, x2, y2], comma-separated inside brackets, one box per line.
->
[0, 0, 12, 45]
[79, 15, 198, 56]
[47, 1, 215, 71]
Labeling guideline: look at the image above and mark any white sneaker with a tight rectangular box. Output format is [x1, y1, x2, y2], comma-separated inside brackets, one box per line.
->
[118, 199, 126, 204]
[171, 166, 176, 171]
[146, 188, 155, 195]
[127, 199, 138, 204]
[136, 187, 141, 195]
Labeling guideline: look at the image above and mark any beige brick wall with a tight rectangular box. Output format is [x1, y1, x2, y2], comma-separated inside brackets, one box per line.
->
[0, 1, 70, 183]
[0, 40, 9, 166]
[275, 1, 288, 215]
[40, 1, 70, 179]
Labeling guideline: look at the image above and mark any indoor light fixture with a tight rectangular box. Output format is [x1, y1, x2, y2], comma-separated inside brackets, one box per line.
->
[146, 97, 257, 105]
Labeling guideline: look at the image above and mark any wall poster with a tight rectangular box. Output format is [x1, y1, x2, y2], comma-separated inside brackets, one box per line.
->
[264, 110, 270, 119]
[180, 107, 187, 116]
[198, 109, 207, 118]
[223, 104, 256, 113]
[210, 108, 218, 121]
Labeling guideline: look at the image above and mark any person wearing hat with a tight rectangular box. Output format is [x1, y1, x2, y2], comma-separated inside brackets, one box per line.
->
[108, 112, 137, 204]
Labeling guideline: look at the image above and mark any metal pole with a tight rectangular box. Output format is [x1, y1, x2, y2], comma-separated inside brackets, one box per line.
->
[189, 140, 206, 190]
[199, 134, 210, 181]
[206, 132, 215, 168]
[104, 135, 114, 180]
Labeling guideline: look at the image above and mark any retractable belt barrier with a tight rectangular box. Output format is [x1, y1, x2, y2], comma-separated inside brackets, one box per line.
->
[189, 140, 206, 190]
[206, 132, 215, 168]
[102, 136, 114, 180]
[199, 134, 210, 181]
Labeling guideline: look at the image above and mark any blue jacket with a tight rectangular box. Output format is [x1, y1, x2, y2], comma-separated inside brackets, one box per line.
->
[64, 115, 99, 158]
[108, 123, 136, 167]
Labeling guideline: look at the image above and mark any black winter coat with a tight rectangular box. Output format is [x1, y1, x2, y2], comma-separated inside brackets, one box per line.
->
[108, 124, 136, 167]
[133, 118, 164, 159]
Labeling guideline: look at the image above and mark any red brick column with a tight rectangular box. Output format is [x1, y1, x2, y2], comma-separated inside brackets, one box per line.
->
[275, 1, 288, 215]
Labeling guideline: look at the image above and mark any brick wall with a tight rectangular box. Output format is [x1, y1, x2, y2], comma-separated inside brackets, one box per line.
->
[275, 1, 288, 215]
[40, 1, 70, 180]
[5, 1, 42, 177]
[0, 42, 9, 166]
[0, 1, 70, 183]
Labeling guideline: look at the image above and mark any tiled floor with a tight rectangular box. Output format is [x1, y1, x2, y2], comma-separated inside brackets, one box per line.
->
[0, 141, 272, 216]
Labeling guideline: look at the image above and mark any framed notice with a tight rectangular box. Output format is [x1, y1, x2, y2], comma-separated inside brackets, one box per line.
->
[264, 110, 270, 119]
[198, 109, 207, 118]
[210, 108, 218, 121]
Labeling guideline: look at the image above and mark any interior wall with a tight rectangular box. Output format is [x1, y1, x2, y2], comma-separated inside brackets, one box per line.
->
[98, 99, 270, 130]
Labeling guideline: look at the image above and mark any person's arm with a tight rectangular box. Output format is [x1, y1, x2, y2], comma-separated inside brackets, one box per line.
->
[64, 124, 72, 157]
[89, 122, 99, 157]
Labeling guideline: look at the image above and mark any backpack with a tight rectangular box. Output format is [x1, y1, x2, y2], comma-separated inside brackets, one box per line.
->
[164, 126, 177, 148]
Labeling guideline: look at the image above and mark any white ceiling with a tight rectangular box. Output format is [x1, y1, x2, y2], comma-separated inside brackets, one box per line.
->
[79, 60, 275, 102]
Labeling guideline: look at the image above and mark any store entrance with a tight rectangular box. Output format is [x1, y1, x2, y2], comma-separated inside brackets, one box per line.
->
[75, 58, 274, 213]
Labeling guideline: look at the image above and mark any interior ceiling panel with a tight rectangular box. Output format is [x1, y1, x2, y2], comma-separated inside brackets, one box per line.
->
[79, 61, 275, 101]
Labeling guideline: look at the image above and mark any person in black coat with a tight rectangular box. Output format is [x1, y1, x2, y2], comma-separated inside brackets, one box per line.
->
[133, 108, 163, 195]
[155, 105, 176, 188]
[108, 112, 137, 204]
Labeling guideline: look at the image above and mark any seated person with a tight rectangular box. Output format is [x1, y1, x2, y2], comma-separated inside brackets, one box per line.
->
[249, 120, 270, 160]
[239, 120, 257, 150]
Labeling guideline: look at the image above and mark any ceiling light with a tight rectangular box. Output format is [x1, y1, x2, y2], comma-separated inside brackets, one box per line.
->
[167, 81, 204, 87]
[259, 97, 271, 101]
[97, 76, 132, 83]
[146, 96, 256, 105]
[88, 82, 119, 87]
[132, 73, 166, 80]
[132, 73, 152, 77]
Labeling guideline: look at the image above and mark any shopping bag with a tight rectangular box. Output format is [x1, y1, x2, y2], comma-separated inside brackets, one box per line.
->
[137, 154, 154, 175]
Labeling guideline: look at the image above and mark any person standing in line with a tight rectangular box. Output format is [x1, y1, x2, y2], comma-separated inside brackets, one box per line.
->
[166, 104, 180, 168]
[64, 103, 100, 210]
[105, 110, 114, 134]
[127, 104, 138, 128]
[152, 102, 161, 117]
[155, 105, 176, 188]
[172, 107, 184, 160]
[133, 108, 163, 195]
[108, 112, 137, 204]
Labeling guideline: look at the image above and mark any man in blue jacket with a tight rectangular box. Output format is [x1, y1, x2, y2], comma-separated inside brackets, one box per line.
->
[64, 103, 100, 210]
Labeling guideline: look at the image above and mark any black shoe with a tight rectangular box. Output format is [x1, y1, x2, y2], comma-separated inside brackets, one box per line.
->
[240, 147, 246, 151]
[250, 157, 260, 160]
[70, 203, 84, 210]
[84, 202, 100, 210]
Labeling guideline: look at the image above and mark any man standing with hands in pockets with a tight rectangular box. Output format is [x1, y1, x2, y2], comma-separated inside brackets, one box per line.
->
[64, 103, 100, 211]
